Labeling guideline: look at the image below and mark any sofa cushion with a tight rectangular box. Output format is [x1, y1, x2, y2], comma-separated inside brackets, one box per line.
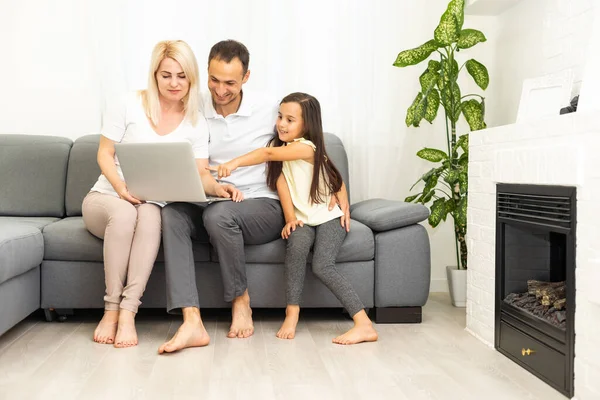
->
[350, 199, 429, 232]
[65, 135, 102, 217]
[0, 217, 60, 230]
[42, 217, 210, 262]
[0, 222, 44, 285]
[213, 219, 374, 264]
[0, 134, 72, 217]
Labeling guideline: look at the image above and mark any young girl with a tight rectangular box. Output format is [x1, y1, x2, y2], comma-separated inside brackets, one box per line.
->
[212, 92, 378, 345]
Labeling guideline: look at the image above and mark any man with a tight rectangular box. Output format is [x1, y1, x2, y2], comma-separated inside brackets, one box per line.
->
[158, 40, 349, 353]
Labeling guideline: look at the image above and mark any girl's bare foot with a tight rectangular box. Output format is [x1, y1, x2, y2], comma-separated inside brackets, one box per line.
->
[228, 290, 254, 338]
[276, 305, 300, 339]
[114, 309, 138, 348]
[158, 308, 210, 354]
[93, 310, 119, 344]
[332, 309, 378, 345]
[332, 323, 378, 345]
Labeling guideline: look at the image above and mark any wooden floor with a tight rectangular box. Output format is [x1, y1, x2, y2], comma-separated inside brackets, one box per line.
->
[0, 293, 567, 400]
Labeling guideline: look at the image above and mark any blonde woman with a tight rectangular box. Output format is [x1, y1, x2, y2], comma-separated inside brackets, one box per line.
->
[83, 40, 240, 348]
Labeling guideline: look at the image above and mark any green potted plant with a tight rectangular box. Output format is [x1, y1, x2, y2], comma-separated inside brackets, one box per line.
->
[393, 0, 488, 306]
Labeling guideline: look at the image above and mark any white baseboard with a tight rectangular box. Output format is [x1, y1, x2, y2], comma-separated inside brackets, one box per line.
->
[429, 279, 448, 293]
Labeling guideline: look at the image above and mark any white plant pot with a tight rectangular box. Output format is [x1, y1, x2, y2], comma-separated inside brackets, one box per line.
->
[447, 265, 467, 307]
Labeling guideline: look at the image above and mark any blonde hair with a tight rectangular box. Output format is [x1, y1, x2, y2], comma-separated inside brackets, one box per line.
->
[140, 40, 200, 126]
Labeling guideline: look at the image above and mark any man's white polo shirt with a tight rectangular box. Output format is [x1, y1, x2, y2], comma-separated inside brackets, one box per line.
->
[201, 90, 279, 199]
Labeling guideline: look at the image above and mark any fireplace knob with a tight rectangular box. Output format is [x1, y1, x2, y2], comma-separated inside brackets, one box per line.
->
[521, 348, 536, 356]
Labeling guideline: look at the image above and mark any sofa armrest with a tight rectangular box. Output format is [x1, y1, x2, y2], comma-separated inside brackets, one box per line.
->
[350, 199, 429, 232]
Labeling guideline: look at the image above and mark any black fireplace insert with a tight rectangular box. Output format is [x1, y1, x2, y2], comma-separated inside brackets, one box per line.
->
[495, 183, 575, 398]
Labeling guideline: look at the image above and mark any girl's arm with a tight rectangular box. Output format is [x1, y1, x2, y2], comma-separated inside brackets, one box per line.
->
[277, 174, 303, 239]
[211, 142, 314, 179]
[97, 136, 141, 204]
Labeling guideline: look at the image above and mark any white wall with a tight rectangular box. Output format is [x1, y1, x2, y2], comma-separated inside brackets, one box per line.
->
[0, 0, 503, 293]
[492, 0, 595, 125]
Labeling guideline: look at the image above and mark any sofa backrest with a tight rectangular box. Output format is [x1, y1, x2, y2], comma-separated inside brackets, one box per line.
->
[65, 135, 102, 216]
[0, 134, 72, 217]
[63, 133, 351, 216]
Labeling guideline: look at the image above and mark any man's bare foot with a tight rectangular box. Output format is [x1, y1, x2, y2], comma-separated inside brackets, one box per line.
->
[332, 322, 378, 345]
[276, 305, 300, 339]
[228, 290, 254, 338]
[93, 310, 118, 344]
[158, 308, 210, 354]
[114, 309, 138, 348]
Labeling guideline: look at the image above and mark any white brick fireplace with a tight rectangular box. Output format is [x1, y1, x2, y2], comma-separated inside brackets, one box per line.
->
[466, 110, 600, 398]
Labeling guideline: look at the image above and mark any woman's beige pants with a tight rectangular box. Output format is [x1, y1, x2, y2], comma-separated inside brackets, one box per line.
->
[82, 191, 161, 313]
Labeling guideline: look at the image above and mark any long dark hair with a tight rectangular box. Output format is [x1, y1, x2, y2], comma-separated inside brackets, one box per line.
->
[266, 92, 343, 204]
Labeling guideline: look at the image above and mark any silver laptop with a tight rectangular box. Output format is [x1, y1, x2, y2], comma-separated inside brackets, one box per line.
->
[114, 141, 230, 203]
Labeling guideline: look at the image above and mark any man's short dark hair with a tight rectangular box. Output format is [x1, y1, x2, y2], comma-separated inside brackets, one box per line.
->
[208, 40, 250, 75]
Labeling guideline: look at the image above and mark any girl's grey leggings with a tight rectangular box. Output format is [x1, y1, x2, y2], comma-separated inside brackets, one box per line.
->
[284, 218, 364, 317]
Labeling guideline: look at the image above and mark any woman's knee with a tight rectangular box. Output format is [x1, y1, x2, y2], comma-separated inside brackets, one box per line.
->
[137, 204, 162, 232]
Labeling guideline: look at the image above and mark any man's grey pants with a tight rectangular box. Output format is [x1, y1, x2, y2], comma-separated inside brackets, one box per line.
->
[161, 198, 284, 312]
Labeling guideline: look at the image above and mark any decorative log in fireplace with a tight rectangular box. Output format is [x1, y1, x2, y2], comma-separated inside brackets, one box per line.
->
[495, 184, 575, 398]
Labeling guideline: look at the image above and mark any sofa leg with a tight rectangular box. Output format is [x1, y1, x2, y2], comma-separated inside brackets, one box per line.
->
[372, 306, 422, 323]
[44, 308, 73, 322]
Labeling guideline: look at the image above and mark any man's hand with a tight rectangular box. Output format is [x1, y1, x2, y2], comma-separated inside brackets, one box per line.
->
[115, 182, 143, 205]
[281, 220, 304, 239]
[215, 184, 244, 202]
[207, 161, 239, 179]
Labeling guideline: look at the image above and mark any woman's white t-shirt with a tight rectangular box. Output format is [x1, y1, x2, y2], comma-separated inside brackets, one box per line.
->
[90, 91, 209, 204]
[282, 138, 344, 226]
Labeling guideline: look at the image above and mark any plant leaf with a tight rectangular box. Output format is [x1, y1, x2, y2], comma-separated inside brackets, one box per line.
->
[441, 59, 459, 81]
[445, 198, 457, 221]
[447, 0, 465, 30]
[441, 83, 461, 122]
[459, 171, 468, 194]
[461, 99, 487, 131]
[424, 89, 440, 123]
[428, 60, 441, 72]
[457, 29, 487, 49]
[422, 190, 435, 204]
[405, 194, 420, 203]
[420, 69, 438, 93]
[428, 198, 446, 227]
[458, 153, 468, 167]
[454, 196, 468, 227]
[465, 59, 489, 90]
[405, 92, 423, 127]
[444, 169, 460, 184]
[456, 133, 469, 152]
[417, 148, 448, 162]
[393, 40, 439, 68]
[434, 11, 460, 46]
[422, 174, 439, 198]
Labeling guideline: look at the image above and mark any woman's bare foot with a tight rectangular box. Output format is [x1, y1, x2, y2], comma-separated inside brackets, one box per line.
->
[276, 305, 300, 339]
[114, 309, 138, 348]
[158, 307, 210, 354]
[93, 310, 119, 344]
[332, 310, 378, 345]
[228, 290, 254, 338]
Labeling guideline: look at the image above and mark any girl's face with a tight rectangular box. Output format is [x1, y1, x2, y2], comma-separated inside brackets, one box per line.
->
[156, 57, 190, 103]
[276, 102, 304, 143]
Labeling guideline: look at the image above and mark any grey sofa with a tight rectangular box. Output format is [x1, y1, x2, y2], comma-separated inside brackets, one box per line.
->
[0, 133, 431, 336]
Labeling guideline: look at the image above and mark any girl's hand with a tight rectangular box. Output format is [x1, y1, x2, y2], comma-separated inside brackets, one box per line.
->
[215, 184, 244, 202]
[115, 182, 143, 205]
[281, 220, 304, 239]
[207, 161, 238, 179]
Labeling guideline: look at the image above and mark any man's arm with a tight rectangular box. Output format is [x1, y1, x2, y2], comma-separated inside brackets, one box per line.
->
[196, 158, 244, 202]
